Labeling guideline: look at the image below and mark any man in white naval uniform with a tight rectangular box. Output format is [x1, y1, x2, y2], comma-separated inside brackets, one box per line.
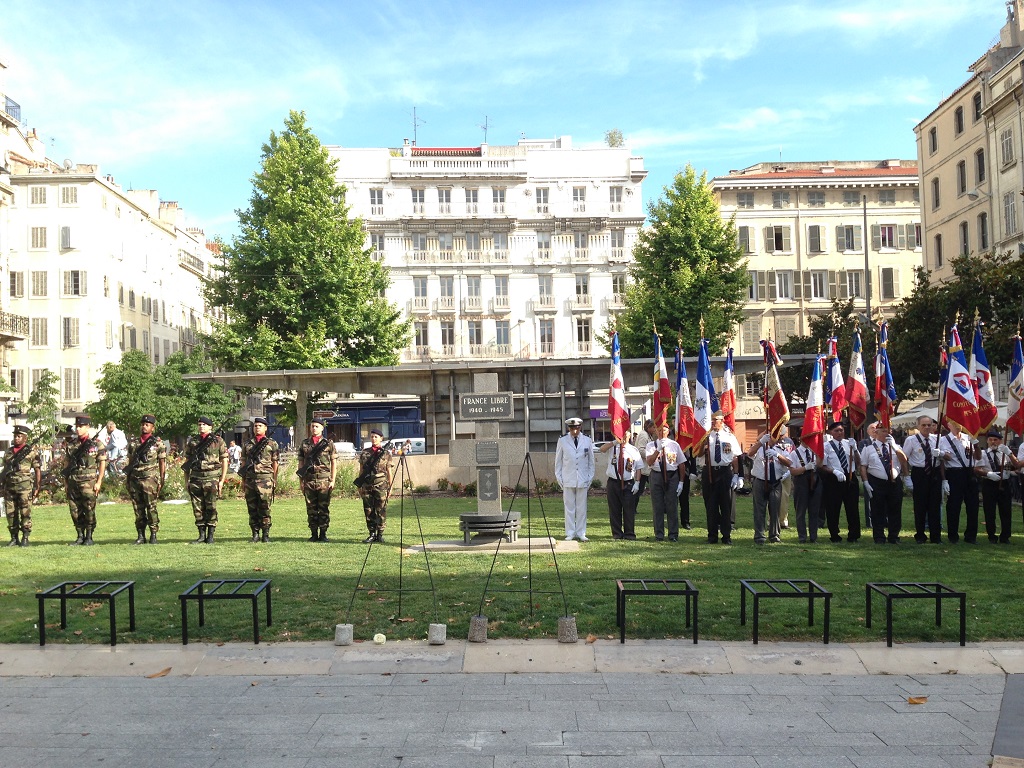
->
[554, 417, 595, 541]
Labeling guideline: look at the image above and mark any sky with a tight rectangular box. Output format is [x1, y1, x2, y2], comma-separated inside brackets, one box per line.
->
[0, 0, 1008, 240]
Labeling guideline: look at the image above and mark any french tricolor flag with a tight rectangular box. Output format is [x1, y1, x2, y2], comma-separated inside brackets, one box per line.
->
[873, 322, 898, 429]
[652, 333, 672, 429]
[674, 344, 695, 451]
[760, 338, 790, 439]
[846, 328, 868, 431]
[607, 332, 630, 440]
[970, 322, 999, 435]
[1008, 333, 1024, 436]
[945, 325, 981, 437]
[719, 348, 737, 431]
[692, 338, 716, 450]
[802, 355, 826, 460]
[825, 336, 848, 416]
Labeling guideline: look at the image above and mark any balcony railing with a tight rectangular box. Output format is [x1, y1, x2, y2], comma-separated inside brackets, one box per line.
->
[491, 249, 509, 262]
[609, 247, 627, 262]
[412, 203, 425, 214]
[573, 202, 586, 213]
[609, 202, 623, 213]
[0, 311, 29, 341]
[493, 203, 505, 214]
[438, 203, 451, 214]
[539, 342, 555, 356]
[437, 249, 455, 263]
[2, 97, 21, 124]
[531, 296, 556, 314]
[465, 249, 482, 263]
[435, 296, 456, 313]
[491, 296, 510, 313]
[570, 294, 593, 311]
[535, 248, 551, 262]
[463, 296, 483, 312]
[410, 297, 429, 313]
[178, 250, 206, 276]
[578, 342, 593, 355]
[536, 204, 549, 214]
[440, 344, 456, 357]
[572, 248, 590, 262]
[466, 202, 478, 214]
[370, 205, 384, 216]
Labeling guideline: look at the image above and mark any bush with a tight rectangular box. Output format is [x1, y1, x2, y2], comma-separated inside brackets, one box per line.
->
[449, 482, 464, 495]
[436, 477, 450, 492]
[413, 484, 431, 495]
[464, 481, 477, 497]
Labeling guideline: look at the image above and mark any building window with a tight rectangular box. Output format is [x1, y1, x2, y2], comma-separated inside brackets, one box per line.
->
[467, 320, 482, 349]
[63, 368, 81, 401]
[612, 273, 628, 301]
[878, 190, 896, 206]
[466, 275, 482, 303]
[369, 233, 384, 259]
[29, 186, 46, 205]
[572, 186, 586, 213]
[776, 271, 792, 300]
[536, 187, 549, 213]
[30, 226, 47, 249]
[539, 319, 554, 355]
[118, 283, 124, 305]
[878, 224, 896, 250]
[842, 190, 860, 207]
[63, 270, 87, 296]
[765, 225, 791, 253]
[806, 191, 825, 207]
[438, 188, 451, 214]
[747, 270, 760, 301]
[61, 186, 78, 205]
[30, 318, 48, 347]
[1004, 191, 1018, 236]
[414, 321, 428, 352]
[609, 186, 623, 212]
[973, 92, 982, 122]
[847, 270, 863, 299]
[105, 320, 113, 350]
[9, 271, 24, 298]
[959, 221, 969, 256]
[956, 161, 967, 196]
[738, 225, 754, 253]
[736, 192, 754, 209]
[810, 270, 828, 300]
[492, 187, 506, 214]
[573, 231, 589, 258]
[536, 231, 550, 260]
[437, 232, 454, 253]
[934, 234, 943, 269]
[880, 267, 900, 300]
[62, 317, 80, 348]
[808, 225, 825, 253]
[931, 177, 940, 209]
[129, 289, 136, 309]
[575, 273, 589, 299]
[772, 191, 790, 209]
[979, 212, 989, 251]
[954, 106, 964, 136]
[576, 317, 592, 354]
[976, 149, 986, 184]
[369, 188, 383, 215]
[837, 225, 862, 252]
[465, 188, 478, 214]
[1002, 128, 1015, 166]
[538, 275, 553, 299]
[928, 127, 938, 154]
[163, 338, 170, 361]
[493, 232, 508, 259]
[775, 317, 796, 345]
[913, 223, 922, 249]
[10, 369, 24, 400]
[495, 320, 510, 350]
[440, 321, 455, 354]
[412, 276, 427, 311]
[494, 274, 508, 298]
[411, 188, 425, 214]
[741, 318, 761, 355]
[31, 271, 48, 297]
[610, 228, 625, 259]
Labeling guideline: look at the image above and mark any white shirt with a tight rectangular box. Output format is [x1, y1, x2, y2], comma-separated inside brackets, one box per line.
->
[606, 442, 643, 481]
[700, 429, 740, 468]
[645, 438, 684, 473]
[554, 432, 595, 488]
[860, 438, 902, 481]
[750, 443, 788, 482]
[823, 436, 857, 479]
[941, 431, 976, 470]
[903, 433, 941, 470]
[634, 431, 655, 476]
[982, 445, 1014, 479]
[790, 444, 818, 475]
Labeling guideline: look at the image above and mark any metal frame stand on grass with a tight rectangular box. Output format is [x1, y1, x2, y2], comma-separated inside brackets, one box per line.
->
[470, 452, 574, 641]
[345, 451, 439, 627]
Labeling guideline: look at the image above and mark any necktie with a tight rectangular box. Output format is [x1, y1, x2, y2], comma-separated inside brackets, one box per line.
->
[882, 443, 892, 479]
[923, 437, 933, 474]
[714, 435, 722, 464]
[835, 442, 849, 474]
[573, 436, 578, 448]
[767, 447, 776, 483]
[660, 441, 667, 479]
[617, 446, 625, 479]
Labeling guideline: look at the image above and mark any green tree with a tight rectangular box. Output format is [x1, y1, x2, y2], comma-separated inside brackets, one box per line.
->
[20, 370, 62, 443]
[204, 110, 409, 372]
[605, 128, 624, 148]
[608, 165, 747, 357]
[89, 350, 238, 441]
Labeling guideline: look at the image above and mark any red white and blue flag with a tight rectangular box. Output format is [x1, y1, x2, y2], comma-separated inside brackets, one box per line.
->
[944, 325, 981, 437]
[802, 355, 826, 459]
[845, 328, 868, 431]
[873, 322, 898, 428]
[825, 336, 848, 416]
[760, 338, 790, 439]
[1008, 333, 1024, 436]
[720, 348, 737, 431]
[938, 341, 950, 431]
[652, 333, 672, 429]
[970, 322, 999, 435]
[692, 338, 717, 450]
[607, 332, 630, 440]
[674, 344, 695, 451]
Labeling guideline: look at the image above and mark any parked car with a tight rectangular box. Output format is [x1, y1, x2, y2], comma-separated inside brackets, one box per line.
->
[333, 441, 357, 459]
[384, 437, 426, 455]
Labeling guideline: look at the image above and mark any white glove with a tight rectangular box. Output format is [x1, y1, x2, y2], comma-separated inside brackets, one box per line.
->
[676, 482, 684, 497]
[764, 448, 777, 461]
[833, 469, 847, 483]
[942, 480, 950, 497]
[862, 480, 873, 500]
[780, 470, 791, 483]
[903, 476, 913, 491]
[731, 475, 743, 491]
[987, 471, 1001, 482]
[999, 445, 1012, 458]
[631, 481, 640, 495]
[934, 449, 948, 460]
[758, 434, 770, 446]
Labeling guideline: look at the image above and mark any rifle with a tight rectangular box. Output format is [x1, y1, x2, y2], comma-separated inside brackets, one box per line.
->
[241, 435, 271, 479]
[124, 435, 160, 483]
[62, 430, 100, 480]
[296, 437, 332, 479]
[184, 433, 216, 475]
[353, 446, 386, 489]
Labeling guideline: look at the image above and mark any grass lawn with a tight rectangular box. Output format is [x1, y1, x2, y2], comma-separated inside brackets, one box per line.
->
[2, 490, 1023, 646]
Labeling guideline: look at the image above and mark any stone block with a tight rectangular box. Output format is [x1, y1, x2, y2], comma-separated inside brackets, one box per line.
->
[468, 614, 488, 643]
[334, 623, 353, 646]
[428, 623, 447, 645]
[558, 616, 578, 644]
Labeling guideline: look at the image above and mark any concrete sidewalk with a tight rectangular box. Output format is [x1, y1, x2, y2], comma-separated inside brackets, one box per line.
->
[0, 640, 1021, 767]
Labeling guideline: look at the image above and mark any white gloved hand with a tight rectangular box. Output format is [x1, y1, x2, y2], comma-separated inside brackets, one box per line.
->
[942, 480, 950, 497]
[764, 448, 777, 461]
[780, 470, 791, 483]
[676, 482, 684, 497]
[758, 434, 770, 446]
[833, 469, 847, 483]
[903, 476, 913, 491]
[999, 444, 1012, 458]
[987, 471, 1001, 482]
[862, 480, 873, 499]
[631, 481, 640, 495]
[732, 475, 744, 491]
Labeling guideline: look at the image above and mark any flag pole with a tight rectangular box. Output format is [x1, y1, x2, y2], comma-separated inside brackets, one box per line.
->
[935, 328, 948, 436]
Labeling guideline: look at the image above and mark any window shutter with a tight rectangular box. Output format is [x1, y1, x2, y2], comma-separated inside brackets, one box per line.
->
[757, 271, 767, 300]
[870, 224, 881, 251]
[801, 270, 812, 299]
[891, 267, 901, 298]
[60, 226, 72, 250]
[828, 270, 839, 300]
[835, 225, 845, 252]
[764, 226, 774, 253]
[767, 270, 777, 300]
[782, 227, 792, 252]
[838, 269, 849, 299]
[793, 271, 802, 299]
[853, 226, 863, 252]
[897, 224, 907, 249]
[808, 225, 818, 252]
[819, 225, 827, 252]
[80, 271, 87, 296]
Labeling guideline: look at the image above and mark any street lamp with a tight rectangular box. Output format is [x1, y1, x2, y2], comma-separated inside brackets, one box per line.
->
[513, 318, 525, 359]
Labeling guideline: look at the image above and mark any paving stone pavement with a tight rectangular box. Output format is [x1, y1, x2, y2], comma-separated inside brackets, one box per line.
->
[0, 640, 1019, 767]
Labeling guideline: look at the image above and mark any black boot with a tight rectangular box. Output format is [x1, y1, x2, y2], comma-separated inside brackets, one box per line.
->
[205, 526, 215, 544]
[149, 529, 158, 545]
[72, 528, 85, 545]
[191, 526, 207, 544]
[251, 528, 260, 543]
[83, 528, 95, 546]
[374, 530, 385, 544]
[361, 532, 376, 544]
[308, 526, 319, 542]
[261, 527, 270, 543]
[19, 532, 29, 547]
[134, 527, 146, 545]
[318, 527, 328, 542]
[6, 532, 18, 547]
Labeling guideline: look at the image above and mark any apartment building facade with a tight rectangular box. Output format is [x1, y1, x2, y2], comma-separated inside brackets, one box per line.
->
[329, 136, 647, 363]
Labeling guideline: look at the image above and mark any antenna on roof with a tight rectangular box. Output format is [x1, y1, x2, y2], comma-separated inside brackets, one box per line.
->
[411, 106, 425, 146]
[478, 115, 491, 143]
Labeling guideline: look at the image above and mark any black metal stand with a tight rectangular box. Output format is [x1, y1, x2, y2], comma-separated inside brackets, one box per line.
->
[474, 452, 570, 621]
[346, 449, 439, 624]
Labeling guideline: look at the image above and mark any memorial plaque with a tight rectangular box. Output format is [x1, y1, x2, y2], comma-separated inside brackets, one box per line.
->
[459, 392, 514, 421]
[478, 468, 500, 501]
[475, 440, 500, 465]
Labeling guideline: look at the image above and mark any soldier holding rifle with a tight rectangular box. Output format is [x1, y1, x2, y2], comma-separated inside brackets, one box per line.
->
[183, 416, 228, 544]
[297, 417, 336, 542]
[125, 414, 166, 544]
[241, 416, 279, 542]
[63, 415, 105, 545]
[2, 425, 40, 547]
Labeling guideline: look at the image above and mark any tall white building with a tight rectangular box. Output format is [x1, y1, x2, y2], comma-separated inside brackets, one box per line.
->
[329, 136, 647, 362]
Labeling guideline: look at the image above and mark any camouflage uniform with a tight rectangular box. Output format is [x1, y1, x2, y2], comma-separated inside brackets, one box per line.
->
[184, 433, 228, 536]
[65, 435, 105, 544]
[126, 434, 166, 542]
[242, 435, 279, 539]
[298, 436, 336, 540]
[358, 445, 392, 539]
[2, 442, 40, 544]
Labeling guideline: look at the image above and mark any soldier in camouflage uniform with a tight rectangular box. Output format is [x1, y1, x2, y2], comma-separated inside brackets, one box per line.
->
[2, 425, 41, 547]
[357, 429, 392, 543]
[297, 417, 337, 542]
[125, 414, 167, 545]
[242, 416, 279, 543]
[64, 415, 106, 546]
[183, 416, 228, 544]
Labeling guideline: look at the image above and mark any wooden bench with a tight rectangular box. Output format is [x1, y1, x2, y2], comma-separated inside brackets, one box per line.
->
[740, 579, 831, 645]
[866, 582, 966, 647]
[36, 581, 136, 646]
[179, 578, 272, 645]
[615, 578, 699, 644]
